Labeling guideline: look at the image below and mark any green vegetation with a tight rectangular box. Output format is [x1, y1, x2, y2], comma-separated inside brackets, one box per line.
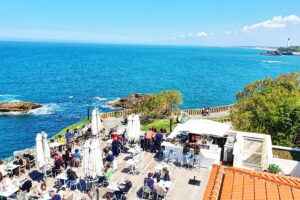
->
[141, 118, 177, 133]
[268, 164, 282, 174]
[272, 149, 300, 161]
[133, 90, 183, 118]
[52, 118, 89, 139]
[278, 46, 300, 52]
[231, 72, 300, 147]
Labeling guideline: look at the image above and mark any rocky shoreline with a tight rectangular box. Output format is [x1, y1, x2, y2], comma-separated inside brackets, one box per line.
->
[108, 93, 151, 109]
[0, 102, 42, 113]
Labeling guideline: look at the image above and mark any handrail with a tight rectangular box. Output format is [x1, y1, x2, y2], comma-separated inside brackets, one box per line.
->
[100, 104, 234, 119]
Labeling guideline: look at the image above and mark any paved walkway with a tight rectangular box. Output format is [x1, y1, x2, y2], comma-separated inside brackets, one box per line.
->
[191, 110, 230, 119]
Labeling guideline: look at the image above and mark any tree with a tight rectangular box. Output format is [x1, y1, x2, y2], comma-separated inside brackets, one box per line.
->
[231, 72, 300, 147]
[133, 90, 182, 119]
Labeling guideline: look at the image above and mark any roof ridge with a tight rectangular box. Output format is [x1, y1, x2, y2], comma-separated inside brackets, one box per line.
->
[226, 167, 300, 190]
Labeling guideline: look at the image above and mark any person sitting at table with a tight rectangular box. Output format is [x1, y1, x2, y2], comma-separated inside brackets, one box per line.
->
[144, 173, 154, 190]
[111, 131, 119, 141]
[82, 188, 95, 200]
[57, 135, 65, 144]
[4, 173, 18, 187]
[52, 153, 64, 176]
[114, 179, 132, 200]
[0, 160, 8, 177]
[66, 168, 78, 188]
[160, 167, 170, 181]
[73, 128, 81, 138]
[49, 139, 57, 150]
[97, 163, 114, 186]
[63, 147, 73, 169]
[112, 138, 121, 157]
[65, 129, 73, 144]
[71, 148, 81, 167]
[13, 156, 23, 166]
[153, 176, 167, 197]
[37, 182, 48, 198]
[105, 151, 114, 163]
[182, 142, 190, 155]
[23, 151, 34, 161]
[50, 190, 62, 200]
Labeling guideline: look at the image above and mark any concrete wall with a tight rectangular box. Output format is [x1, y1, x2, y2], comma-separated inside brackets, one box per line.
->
[270, 157, 300, 177]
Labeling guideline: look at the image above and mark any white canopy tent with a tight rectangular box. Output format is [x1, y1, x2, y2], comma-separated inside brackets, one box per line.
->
[168, 119, 231, 139]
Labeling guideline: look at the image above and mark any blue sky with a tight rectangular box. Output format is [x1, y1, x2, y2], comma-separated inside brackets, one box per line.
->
[0, 0, 299, 46]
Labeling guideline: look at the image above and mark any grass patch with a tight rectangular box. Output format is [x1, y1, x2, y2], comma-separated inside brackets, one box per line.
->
[272, 148, 300, 161]
[52, 118, 89, 139]
[141, 118, 177, 133]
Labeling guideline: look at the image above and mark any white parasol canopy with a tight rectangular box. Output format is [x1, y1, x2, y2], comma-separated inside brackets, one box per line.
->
[82, 140, 91, 177]
[35, 133, 45, 168]
[168, 119, 231, 139]
[131, 114, 141, 142]
[90, 139, 104, 178]
[41, 131, 51, 167]
[126, 114, 134, 139]
[92, 109, 99, 135]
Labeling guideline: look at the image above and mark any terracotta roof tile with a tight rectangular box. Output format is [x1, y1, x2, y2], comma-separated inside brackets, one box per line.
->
[203, 164, 300, 200]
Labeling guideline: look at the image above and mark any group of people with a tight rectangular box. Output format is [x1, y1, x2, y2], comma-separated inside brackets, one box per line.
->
[142, 127, 167, 153]
[144, 166, 171, 198]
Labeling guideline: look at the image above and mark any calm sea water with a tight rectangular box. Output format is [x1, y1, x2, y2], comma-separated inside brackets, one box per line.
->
[0, 41, 299, 158]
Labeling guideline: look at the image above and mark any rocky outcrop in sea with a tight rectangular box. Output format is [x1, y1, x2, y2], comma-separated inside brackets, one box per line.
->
[0, 102, 42, 113]
[108, 93, 151, 109]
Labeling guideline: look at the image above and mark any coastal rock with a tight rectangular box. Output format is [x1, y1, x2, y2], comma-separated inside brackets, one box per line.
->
[109, 93, 151, 109]
[0, 102, 42, 113]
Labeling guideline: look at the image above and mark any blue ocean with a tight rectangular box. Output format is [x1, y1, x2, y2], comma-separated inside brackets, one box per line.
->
[0, 41, 299, 158]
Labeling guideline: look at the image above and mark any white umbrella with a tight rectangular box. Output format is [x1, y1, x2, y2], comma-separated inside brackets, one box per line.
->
[126, 114, 134, 140]
[90, 139, 104, 178]
[41, 131, 51, 168]
[96, 110, 103, 133]
[82, 140, 91, 177]
[35, 133, 45, 168]
[92, 109, 99, 135]
[132, 114, 141, 142]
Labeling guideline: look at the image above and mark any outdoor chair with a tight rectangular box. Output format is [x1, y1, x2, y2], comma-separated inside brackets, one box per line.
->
[68, 178, 82, 191]
[18, 159, 27, 175]
[141, 184, 155, 199]
[182, 154, 193, 169]
[192, 156, 201, 171]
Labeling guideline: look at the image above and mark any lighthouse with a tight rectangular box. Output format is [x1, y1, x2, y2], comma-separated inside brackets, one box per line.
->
[287, 38, 291, 48]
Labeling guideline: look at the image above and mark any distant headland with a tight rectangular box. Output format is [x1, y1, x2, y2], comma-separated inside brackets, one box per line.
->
[261, 46, 300, 56]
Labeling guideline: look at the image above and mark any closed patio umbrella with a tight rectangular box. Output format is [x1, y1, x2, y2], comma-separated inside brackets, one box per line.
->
[82, 140, 91, 177]
[131, 114, 141, 142]
[96, 110, 103, 133]
[41, 131, 51, 167]
[126, 114, 134, 140]
[92, 109, 99, 136]
[90, 139, 104, 178]
[35, 133, 45, 168]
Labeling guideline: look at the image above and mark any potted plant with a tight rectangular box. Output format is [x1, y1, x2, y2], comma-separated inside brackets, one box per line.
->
[268, 164, 282, 174]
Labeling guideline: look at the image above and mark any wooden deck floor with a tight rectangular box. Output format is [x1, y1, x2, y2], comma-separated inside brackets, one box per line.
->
[99, 142, 211, 200]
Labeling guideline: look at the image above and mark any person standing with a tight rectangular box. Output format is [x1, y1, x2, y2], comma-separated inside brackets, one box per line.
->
[145, 128, 153, 152]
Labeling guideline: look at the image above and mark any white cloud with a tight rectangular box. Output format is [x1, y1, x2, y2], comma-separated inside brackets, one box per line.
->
[172, 31, 209, 40]
[195, 32, 208, 37]
[243, 14, 300, 31]
[225, 31, 232, 35]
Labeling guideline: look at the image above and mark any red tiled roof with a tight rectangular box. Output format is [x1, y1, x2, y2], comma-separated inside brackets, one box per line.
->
[203, 164, 300, 200]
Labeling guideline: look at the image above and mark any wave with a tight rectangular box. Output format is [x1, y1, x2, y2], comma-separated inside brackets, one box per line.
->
[0, 103, 60, 116]
[68, 96, 74, 99]
[94, 96, 107, 101]
[261, 60, 281, 64]
[106, 97, 120, 104]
